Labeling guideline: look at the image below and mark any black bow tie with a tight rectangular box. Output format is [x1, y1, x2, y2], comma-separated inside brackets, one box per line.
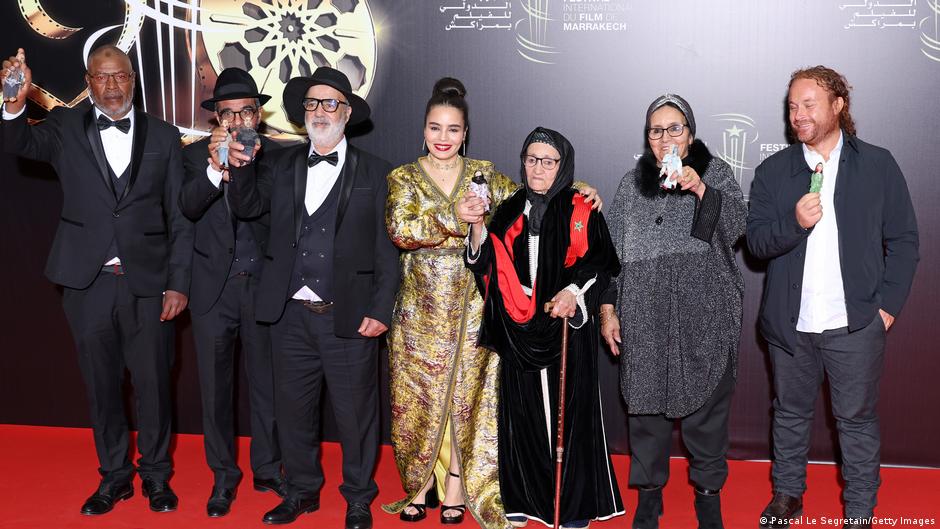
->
[307, 151, 339, 167]
[96, 114, 131, 134]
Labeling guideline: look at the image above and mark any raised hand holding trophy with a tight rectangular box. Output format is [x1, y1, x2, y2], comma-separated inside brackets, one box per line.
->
[3, 48, 26, 103]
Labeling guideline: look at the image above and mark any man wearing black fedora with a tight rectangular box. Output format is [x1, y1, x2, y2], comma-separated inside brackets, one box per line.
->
[226, 67, 398, 529]
[179, 67, 285, 517]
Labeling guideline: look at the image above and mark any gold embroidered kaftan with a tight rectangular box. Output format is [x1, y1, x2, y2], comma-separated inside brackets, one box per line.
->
[381, 158, 518, 529]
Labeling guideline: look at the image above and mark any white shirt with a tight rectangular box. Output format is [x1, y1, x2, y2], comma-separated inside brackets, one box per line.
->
[797, 133, 848, 333]
[93, 107, 134, 177]
[4, 105, 134, 266]
[292, 137, 347, 302]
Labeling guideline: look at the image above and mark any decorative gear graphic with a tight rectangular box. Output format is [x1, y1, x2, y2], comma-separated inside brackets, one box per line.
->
[200, 0, 377, 134]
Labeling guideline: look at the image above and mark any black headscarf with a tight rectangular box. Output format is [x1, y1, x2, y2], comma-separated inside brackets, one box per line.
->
[520, 126, 575, 235]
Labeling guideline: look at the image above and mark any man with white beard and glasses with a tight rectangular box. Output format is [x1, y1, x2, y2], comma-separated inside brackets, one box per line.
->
[225, 67, 399, 529]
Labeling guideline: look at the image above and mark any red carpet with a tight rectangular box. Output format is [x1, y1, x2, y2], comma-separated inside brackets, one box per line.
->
[0, 424, 936, 529]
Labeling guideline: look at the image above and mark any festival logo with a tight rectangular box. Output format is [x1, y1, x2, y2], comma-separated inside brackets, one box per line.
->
[921, 0, 940, 61]
[14, 0, 378, 136]
[516, 0, 557, 64]
[438, 0, 628, 65]
[841, 0, 917, 29]
[712, 113, 760, 196]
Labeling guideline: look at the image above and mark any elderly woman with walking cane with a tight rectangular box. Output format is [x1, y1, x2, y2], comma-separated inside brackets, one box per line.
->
[460, 127, 624, 529]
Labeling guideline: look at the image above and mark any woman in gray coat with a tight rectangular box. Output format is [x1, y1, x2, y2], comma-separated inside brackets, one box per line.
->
[600, 94, 746, 529]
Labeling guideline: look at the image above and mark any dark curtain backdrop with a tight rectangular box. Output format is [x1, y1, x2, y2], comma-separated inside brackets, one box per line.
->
[1, 0, 937, 467]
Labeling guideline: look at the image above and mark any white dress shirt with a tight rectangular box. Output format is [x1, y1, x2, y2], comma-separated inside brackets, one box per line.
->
[292, 137, 347, 302]
[93, 107, 134, 177]
[797, 133, 848, 333]
[96, 108, 135, 266]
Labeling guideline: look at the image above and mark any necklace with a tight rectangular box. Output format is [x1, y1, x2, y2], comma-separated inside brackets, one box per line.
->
[426, 155, 461, 171]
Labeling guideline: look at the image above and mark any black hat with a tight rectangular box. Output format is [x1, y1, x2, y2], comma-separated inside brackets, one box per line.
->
[200, 68, 271, 111]
[282, 66, 371, 127]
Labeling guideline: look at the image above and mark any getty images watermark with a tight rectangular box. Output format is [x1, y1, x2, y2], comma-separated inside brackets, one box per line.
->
[758, 515, 937, 526]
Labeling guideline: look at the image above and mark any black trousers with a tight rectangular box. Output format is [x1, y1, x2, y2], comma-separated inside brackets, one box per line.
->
[770, 314, 885, 518]
[627, 363, 735, 491]
[271, 301, 379, 504]
[61, 271, 174, 486]
[191, 274, 280, 488]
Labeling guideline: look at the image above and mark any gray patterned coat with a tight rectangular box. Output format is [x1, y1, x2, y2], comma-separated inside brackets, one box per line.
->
[601, 140, 746, 418]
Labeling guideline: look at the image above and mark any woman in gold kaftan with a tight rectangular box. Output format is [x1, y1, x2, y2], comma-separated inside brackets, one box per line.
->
[382, 78, 517, 528]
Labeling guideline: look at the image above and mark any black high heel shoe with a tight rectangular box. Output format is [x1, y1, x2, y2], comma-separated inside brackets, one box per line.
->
[441, 471, 466, 525]
[399, 475, 440, 522]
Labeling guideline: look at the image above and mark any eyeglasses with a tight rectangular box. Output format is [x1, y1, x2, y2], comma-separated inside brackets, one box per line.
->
[522, 154, 560, 170]
[647, 124, 688, 140]
[217, 106, 257, 122]
[302, 97, 349, 112]
[87, 71, 134, 84]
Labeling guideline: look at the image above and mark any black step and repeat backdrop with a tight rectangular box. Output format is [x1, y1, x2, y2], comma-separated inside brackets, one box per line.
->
[1, 0, 938, 467]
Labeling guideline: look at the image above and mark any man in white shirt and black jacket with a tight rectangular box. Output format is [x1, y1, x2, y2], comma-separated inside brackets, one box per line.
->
[747, 66, 919, 529]
[226, 67, 398, 529]
[2, 46, 192, 515]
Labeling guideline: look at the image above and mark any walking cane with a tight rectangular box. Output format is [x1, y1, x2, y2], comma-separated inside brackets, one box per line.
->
[544, 301, 570, 529]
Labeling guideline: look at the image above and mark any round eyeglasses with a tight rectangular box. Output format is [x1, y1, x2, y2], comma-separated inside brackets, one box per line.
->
[217, 107, 257, 123]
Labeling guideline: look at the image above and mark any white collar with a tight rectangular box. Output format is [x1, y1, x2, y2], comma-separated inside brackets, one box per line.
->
[802, 131, 844, 163]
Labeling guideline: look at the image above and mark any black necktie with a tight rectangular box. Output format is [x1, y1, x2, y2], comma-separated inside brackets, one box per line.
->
[307, 151, 339, 167]
[96, 114, 131, 134]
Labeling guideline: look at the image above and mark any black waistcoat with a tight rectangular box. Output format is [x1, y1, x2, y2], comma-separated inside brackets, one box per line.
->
[104, 162, 131, 262]
[287, 178, 342, 301]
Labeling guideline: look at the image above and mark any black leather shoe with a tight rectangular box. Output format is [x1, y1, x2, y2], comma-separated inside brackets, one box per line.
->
[346, 502, 373, 529]
[694, 487, 724, 529]
[262, 497, 319, 525]
[141, 478, 179, 512]
[207, 487, 236, 518]
[80, 481, 134, 515]
[632, 486, 663, 529]
[254, 475, 288, 498]
[759, 492, 803, 528]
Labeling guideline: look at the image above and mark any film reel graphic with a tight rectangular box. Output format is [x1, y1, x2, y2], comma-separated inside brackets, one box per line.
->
[16, 0, 377, 135]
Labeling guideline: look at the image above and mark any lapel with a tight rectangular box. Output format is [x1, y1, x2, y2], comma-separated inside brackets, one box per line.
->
[293, 145, 308, 243]
[335, 144, 359, 234]
[221, 182, 238, 239]
[119, 110, 148, 204]
[788, 142, 809, 180]
[83, 108, 117, 201]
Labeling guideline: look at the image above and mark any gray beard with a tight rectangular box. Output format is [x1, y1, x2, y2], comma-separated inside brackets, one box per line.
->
[306, 119, 345, 150]
[88, 90, 134, 119]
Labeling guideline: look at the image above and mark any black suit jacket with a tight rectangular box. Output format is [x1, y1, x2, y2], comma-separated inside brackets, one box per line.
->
[2, 105, 193, 297]
[228, 140, 399, 337]
[746, 134, 919, 353]
[179, 135, 281, 314]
